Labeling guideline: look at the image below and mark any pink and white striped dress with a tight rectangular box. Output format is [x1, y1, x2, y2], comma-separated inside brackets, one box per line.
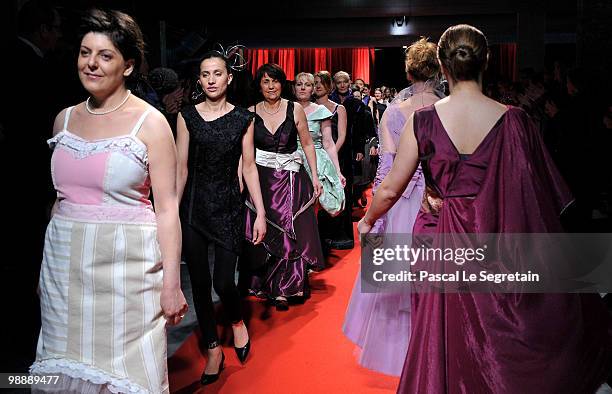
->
[30, 106, 168, 394]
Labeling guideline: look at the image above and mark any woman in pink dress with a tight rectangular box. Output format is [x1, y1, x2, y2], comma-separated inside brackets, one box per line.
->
[360, 24, 611, 393]
[31, 10, 186, 393]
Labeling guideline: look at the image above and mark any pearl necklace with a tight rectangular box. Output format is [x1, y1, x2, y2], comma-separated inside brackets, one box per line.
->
[262, 100, 282, 115]
[86, 90, 132, 115]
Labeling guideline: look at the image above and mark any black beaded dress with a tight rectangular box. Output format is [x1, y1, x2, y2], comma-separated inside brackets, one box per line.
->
[180, 105, 254, 253]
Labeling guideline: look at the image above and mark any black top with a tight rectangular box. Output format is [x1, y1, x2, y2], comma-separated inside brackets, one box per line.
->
[253, 100, 298, 153]
[180, 105, 254, 253]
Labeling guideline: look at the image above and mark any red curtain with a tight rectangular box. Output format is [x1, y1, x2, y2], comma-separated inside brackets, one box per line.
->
[249, 49, 270, 76]
[351, 48, 370, 85]
[246, 48, 375, 83]
[489, 43, 517, 82]
[314, 48, 329, 73]
[277, 49, 295, 80]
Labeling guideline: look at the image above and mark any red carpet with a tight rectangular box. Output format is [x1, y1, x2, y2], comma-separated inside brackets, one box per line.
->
[168, 205, 400, 393]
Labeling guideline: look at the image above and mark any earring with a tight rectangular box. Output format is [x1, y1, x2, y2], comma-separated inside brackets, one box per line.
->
[192, 81, 204, 101]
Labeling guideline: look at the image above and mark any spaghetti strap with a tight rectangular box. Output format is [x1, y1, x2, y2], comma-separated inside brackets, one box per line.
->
[63, 106, 74, 131]
[130, 108, 152, 137]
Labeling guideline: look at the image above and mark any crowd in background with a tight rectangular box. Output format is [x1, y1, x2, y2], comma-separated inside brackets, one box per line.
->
[2, 0, 611, 384]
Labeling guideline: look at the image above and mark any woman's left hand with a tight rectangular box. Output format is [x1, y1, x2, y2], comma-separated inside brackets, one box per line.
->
[313, 178, 323, 198]
[161, 286, 188, 326]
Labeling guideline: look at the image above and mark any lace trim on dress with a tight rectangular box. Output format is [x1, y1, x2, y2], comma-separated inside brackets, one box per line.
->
[30, 358, 152, 394]
[48, 132, 149, 168]
[56, 201, 156, 224]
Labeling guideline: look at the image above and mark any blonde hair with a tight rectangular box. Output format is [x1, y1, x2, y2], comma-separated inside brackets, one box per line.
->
[405, 37, 439, 81]
[295, 72, 314, 84]
[333, 70, 350, 82]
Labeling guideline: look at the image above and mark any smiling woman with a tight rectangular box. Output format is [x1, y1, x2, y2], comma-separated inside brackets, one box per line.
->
[242, 63, 324, 311]
[29, 9, 186, 394]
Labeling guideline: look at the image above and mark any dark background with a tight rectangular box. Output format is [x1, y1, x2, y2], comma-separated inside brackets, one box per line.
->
[1, 0, 610, 91]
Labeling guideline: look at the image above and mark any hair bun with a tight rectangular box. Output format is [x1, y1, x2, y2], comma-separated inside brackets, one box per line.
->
[452, 45, 474, 61]
[438, 24, 488, 82]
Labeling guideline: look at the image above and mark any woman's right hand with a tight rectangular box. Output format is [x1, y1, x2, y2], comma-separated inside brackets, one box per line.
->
[357, 217, 372, 234]
[312, 177, 323, 198]
[252, 214, 267, 245]
[338, 172, 346, 188]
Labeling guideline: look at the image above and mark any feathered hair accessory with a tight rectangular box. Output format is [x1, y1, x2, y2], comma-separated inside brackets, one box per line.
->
[213, 43, 249, 72]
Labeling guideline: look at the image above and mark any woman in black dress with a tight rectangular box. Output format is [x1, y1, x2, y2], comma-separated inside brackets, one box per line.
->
[176, 50, 266, 385]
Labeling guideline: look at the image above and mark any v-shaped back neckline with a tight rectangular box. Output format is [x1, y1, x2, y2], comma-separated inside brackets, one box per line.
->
[433, 104, 509, 158]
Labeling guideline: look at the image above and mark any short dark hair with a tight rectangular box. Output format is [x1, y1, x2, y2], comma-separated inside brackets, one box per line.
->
[79, 9, 145, 72]
[17, 0, 58, 34]
[254, 63, 287, 89]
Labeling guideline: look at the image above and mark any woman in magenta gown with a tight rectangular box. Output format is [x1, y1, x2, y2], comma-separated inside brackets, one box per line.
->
[359, 24, 611, 393]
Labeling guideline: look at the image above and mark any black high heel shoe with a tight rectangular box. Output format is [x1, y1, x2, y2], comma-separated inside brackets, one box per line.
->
[200, 352, 225, 386]
[274, 297, 289, 311]
[234, 338, 251, 364]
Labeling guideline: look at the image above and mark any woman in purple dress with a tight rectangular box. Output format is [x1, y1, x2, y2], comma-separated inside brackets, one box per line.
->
[343, 38, 443, 376]
[360, 24, 611, 393]
[244, 63, 323, 311]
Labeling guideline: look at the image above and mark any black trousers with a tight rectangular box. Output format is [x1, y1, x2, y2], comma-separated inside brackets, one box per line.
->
[318, 152, 355, 244]
[183, 225, 242, 348]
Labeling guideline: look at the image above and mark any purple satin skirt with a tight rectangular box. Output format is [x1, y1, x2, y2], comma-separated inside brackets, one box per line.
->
[245, 165, 324, 298]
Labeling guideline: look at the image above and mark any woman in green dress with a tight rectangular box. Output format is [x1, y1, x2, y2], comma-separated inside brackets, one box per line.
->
[294, 72, 345, 216]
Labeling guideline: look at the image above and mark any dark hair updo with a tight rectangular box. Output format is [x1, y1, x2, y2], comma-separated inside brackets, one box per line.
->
[198, 50, 232, 74]
[437, 24, 488, 82]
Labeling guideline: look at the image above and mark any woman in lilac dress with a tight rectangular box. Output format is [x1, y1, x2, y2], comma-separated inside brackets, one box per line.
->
[343, 38, 443, 376]
[360, 25, 611, 393]
[244, 63, 323, 311]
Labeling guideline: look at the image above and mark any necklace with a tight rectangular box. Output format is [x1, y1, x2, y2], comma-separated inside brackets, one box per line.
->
[262, 100, 282, 115]
[86, 90, 131, 115]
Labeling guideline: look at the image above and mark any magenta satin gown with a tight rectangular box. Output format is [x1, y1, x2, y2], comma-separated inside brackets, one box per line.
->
[398, 105, 612, 393]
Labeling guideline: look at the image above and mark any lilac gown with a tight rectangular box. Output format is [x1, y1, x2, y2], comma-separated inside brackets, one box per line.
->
[342, 103, 426, 376]
[399, 105, 612, 393]
[244, 101, 324, 298]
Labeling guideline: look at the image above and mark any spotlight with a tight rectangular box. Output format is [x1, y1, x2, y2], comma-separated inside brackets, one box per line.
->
[394, 16, 406, 27]
[390, 16, 411, 36]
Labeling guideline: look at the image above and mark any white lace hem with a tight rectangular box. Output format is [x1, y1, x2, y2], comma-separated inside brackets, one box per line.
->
[30, 358, 151, 394]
